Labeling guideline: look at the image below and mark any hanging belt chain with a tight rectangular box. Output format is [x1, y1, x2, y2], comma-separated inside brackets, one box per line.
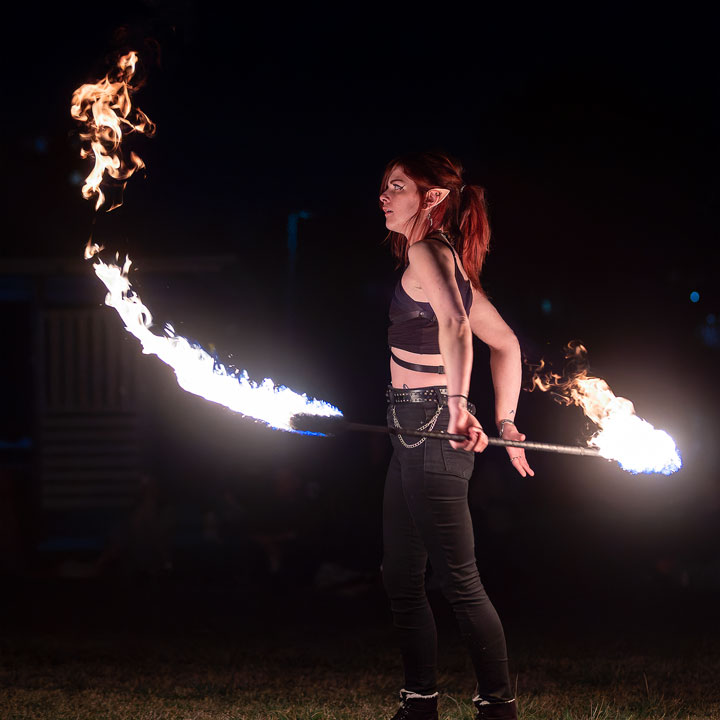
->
[391, 403, 443, 449]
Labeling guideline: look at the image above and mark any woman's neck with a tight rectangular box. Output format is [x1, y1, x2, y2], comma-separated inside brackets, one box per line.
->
[407, 226, 446, 246]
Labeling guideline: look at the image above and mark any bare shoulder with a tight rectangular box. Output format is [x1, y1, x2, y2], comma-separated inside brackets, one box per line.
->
[407, 236, 454, 268]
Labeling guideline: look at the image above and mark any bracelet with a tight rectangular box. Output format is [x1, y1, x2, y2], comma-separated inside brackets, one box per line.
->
[498, 418, 516, 436]
[447, 394, 469, 401]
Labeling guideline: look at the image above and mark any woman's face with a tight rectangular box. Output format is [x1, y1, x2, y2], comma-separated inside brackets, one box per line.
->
[379, 166, 422, 236]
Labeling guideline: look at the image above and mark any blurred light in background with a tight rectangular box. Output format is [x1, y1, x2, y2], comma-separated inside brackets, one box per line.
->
[690, 291, 700, 303]
[700, 313, 719, 348]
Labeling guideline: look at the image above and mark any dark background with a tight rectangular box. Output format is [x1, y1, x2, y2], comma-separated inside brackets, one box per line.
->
[1, 3, 719, 621]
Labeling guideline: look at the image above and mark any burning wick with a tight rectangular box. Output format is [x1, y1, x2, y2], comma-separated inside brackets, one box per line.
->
[527, 342, 681, 475]
[72, 52, 342, 432]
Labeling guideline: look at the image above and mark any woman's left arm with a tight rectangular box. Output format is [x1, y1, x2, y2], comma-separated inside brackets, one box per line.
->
[468, 290, 535, 477]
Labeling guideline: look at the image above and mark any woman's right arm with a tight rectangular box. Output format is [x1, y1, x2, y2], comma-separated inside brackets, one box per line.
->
[407, 241, 487, 453]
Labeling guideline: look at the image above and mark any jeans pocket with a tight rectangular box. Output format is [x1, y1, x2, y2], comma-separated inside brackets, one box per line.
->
[439, 442, 475, 479]
[422, 408, 475, 480]
[424, 437, 474, 479]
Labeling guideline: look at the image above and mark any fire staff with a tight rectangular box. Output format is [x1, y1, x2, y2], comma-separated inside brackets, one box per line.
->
[379, 151, 532, 720]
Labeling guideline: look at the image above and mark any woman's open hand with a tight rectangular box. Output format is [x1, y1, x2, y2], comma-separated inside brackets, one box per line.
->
[501, 424, 535, 477]
[448, 408, 488, 453]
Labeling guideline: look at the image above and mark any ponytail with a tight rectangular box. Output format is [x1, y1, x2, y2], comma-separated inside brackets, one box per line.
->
[456, 184, 490, 291]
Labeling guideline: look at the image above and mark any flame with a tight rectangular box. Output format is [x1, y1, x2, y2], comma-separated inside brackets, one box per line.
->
[85, 240, 104, 259]
[71, 51, 342, 432]
[93, 254, 342, 431]
[71, 51, 156, 211]
[528, 342, 681, 474]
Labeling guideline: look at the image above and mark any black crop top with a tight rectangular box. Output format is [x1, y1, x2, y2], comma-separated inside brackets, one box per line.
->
[388, 232, 473, 354]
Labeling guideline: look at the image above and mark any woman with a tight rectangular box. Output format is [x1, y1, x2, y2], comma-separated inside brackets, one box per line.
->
[380, 151, 533, 720]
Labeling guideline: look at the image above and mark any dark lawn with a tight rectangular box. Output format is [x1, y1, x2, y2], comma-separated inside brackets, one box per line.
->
[1, 573, 719, 720]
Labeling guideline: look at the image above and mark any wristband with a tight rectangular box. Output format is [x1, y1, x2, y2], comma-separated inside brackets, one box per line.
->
[447, 394, 469, 401]
[498, 418, 516, 437]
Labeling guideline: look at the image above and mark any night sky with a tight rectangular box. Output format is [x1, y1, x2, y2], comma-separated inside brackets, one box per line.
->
[2, 4, 719, 596]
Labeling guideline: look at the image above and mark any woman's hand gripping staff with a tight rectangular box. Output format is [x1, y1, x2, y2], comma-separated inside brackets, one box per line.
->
[448, 394, 488, 452]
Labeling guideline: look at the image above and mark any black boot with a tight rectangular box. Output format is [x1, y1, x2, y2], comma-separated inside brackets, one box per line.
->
[473, 697, 518, 720]
[389, 689, 439, 720]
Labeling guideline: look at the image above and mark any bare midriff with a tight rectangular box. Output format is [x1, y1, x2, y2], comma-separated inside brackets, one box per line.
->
[389, 346, 446, 389]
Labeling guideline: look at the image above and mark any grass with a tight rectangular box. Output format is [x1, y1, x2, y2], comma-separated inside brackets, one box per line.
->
[1, 579, 719, 719]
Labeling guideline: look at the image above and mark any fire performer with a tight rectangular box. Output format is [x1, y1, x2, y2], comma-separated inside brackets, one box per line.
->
[380, 151, 532, 720]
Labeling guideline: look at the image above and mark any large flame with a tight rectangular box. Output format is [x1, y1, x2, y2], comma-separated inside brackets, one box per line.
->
[528, 342, 681, 474]
[72, 52, 342, 431]
[71, 51, 156, 212]
[93, 256, 341, 431]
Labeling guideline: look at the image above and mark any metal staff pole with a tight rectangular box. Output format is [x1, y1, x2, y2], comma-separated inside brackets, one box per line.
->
[344, 422, 602, 457]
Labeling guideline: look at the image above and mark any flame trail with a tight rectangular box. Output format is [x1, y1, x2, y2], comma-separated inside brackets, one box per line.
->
[92, 256, 340, 431]
[72, 52, 342, 431]
[528, 342, 681, 474]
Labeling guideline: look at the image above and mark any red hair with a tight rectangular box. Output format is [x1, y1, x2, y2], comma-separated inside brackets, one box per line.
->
[381, 151, 490, 290]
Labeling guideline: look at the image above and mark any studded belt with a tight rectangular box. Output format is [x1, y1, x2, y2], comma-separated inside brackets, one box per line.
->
[385, 385, 475, 414]
[386, 386, 449, 405]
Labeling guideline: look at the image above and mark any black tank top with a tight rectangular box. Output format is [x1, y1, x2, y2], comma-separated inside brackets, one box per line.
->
[388, 232, 473, 354]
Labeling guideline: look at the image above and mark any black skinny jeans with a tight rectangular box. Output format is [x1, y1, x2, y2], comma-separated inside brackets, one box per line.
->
[382, 395, 513, 701]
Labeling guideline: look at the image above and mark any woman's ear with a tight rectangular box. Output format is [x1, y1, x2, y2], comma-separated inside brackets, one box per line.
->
[423, 188, 450, 209]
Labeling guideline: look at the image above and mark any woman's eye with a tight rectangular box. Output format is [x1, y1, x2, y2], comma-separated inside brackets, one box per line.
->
[392, 184, 403, 191]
